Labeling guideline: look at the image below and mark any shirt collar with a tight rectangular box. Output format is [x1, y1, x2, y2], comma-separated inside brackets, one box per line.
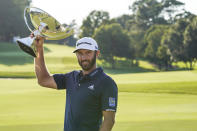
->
[78, 67, 103, 81]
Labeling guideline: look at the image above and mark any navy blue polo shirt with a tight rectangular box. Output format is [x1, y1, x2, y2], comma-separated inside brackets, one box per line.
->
[53, 67, 118, 131]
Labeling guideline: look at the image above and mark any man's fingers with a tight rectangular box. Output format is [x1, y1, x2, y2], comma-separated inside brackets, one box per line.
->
[30, 33, 34, 38]
[29, 33, 44, 40]
[36, 36, 45, 41]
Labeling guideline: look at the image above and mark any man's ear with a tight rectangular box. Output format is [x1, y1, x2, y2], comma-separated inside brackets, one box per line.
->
[96, 50, 100, 58]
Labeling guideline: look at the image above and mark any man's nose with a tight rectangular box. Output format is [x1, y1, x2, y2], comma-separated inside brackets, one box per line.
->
[81, 55, 87, 60]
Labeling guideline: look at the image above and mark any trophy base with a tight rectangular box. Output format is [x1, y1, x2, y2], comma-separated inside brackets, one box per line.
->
[17, 37, 37, 57]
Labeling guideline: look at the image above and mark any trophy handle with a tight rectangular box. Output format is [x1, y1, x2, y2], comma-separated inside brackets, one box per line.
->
[17, 37, 37, 57]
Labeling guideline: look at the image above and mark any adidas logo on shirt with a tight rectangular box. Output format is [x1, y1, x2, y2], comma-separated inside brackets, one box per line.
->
[88, 85, 94, 90]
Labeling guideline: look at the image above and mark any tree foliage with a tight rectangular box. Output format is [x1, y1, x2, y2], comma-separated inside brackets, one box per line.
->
[80, 10, 110, 38]
[161, 15, 196, 69]
[161, 17, 190, 62]
[93, 23, 134, 68]
[156, 44, 171, 70]
[0, 0, 30, 41]
[114, 14, 134, 31]
[144, 25, 168, 59]
[183, 16, 197, 69]
[129, 0, 184, 29]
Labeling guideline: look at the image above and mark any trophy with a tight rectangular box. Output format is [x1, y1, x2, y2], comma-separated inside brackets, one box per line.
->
[17, 7, 73, 57]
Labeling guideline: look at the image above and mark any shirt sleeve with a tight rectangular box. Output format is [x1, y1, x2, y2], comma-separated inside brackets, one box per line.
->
[53, 73, 68, 90]
[101, 77, 118, 112]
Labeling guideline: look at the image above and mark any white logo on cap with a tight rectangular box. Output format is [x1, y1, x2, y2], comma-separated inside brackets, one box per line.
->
[73, 37, 98, 53]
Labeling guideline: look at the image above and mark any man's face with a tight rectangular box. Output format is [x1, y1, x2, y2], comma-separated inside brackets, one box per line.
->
[76, 49, 98, 71]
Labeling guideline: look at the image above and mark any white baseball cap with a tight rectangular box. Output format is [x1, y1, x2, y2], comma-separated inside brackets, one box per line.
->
[73, 37, 98, 53]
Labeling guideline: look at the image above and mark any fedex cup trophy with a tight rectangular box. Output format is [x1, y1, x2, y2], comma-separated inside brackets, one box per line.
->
[17, 7, 73, 57]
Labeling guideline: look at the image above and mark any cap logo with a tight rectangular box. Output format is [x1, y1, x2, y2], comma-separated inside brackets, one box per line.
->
[77, 42, 92, 47]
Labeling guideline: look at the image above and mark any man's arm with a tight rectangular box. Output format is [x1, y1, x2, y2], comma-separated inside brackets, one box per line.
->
[99, 111, 116, 131]
[34, 36, 57, 89]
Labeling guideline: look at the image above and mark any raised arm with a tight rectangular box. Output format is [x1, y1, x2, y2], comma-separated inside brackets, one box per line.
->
[34, 35, 57, 89]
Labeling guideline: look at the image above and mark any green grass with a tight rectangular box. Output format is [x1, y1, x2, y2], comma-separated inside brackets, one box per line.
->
[172, 61, 197, 70]
[0, 79, 65, 130]
[114, 92, 197, 131]
[1, 42, 197, 131]
[0, 79, 197, 131]
[118, 81, 197, 95]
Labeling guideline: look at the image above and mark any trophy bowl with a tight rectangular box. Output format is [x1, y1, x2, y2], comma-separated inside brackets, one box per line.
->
[17, 7, 73, 57]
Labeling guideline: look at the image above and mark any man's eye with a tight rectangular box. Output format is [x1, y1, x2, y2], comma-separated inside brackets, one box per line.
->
[77, 53, 80, 55]
[87, 51, 91, 54]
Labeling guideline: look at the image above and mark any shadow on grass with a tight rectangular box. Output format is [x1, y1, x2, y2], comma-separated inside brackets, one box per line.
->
[0, 55, 34, 65]
[103, 66, 196, 75]
[101, 59, 195, 74]
[0, 71, 35, 78]
[0, 42, 51, 66]
[103, 66, 156, 74]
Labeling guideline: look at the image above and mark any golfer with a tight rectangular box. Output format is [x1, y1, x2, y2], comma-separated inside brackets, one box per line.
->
[34, 36, 118, 131]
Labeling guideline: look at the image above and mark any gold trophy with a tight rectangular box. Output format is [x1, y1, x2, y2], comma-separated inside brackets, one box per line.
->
[17, 7, 73, 57]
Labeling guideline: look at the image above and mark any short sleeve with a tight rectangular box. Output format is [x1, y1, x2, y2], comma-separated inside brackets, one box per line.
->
[53, 73, 68, 90]
[101, 78, 118, 112]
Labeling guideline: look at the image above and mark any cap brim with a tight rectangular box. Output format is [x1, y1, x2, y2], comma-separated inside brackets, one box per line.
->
[73, 48, 98, 53]
[73, 49, 78, 53]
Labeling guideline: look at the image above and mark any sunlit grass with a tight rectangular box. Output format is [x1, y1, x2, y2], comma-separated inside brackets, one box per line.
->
[0, 79, 197, 131]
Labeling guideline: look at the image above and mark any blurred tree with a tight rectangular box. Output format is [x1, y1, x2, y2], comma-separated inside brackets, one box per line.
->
[93, 23, 134, 68]
[80, 10, 110, 38]
[161, 14, 195, 69]
[114, 14, 134, 31]
[127, 0, 184, 59]
[156, 44, 171, 70]
[173, 10, 193, 22]
[161, 18, 188, 61]
[130, 0, 166, 29]
[144, 24, 169, 68]
[0, 0, 30, 41]
[161, 0, 185, 23]
[183, 16, 197, 69]
[129, 29, 146, 58]
[129, 0, 184, 29]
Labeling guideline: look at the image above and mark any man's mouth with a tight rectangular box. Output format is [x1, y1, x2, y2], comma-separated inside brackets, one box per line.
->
[82, 60, 89, 64]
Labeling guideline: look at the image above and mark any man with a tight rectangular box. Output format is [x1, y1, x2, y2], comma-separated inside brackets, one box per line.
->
[34, 36, 118, 131]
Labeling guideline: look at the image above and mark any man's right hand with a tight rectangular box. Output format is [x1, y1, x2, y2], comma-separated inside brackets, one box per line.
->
[30, 33, 45, 49]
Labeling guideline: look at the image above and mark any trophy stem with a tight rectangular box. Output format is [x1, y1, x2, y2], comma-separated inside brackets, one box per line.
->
[17, 37, 37, 57]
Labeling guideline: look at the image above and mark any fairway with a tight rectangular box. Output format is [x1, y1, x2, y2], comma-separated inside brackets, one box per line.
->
[1, 79, 197, 131]
[1, 43, 197, 131]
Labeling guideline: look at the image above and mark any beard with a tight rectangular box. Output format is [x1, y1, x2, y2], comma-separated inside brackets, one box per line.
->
[78, 52, 97, 71]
